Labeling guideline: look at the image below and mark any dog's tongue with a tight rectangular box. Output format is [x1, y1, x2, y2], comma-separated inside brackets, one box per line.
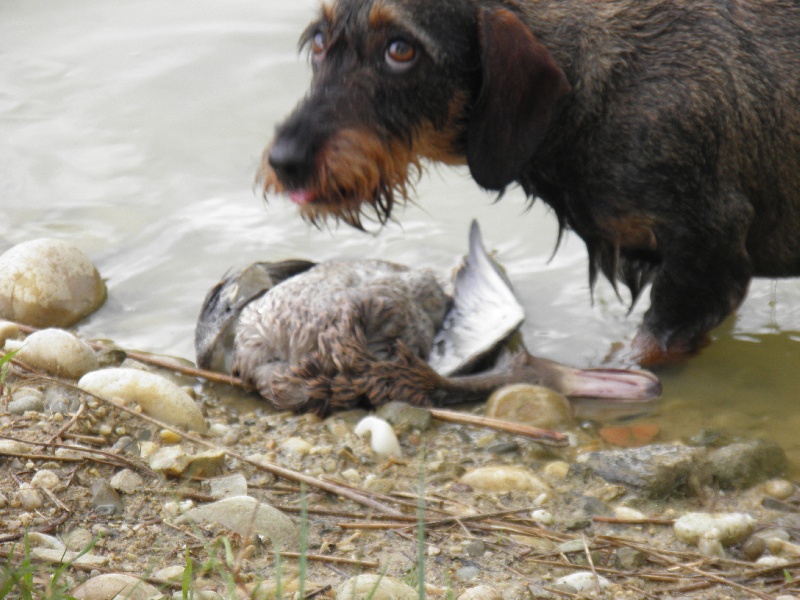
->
[288, 189, 316, 205]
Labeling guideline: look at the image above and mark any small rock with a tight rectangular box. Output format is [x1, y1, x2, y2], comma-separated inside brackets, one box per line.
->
[79, 367, 207, 433]
[577, 444, 701, 498]
[673, 512, 756, 547]
[109, 469, 144, 494]
[17, 485, 43, 510]
[613, 506, 646, 521]
[354, 416, 401, 458]
[5, 328, 98, 378]
[455, 566, 481, 581]
[0, 320, 20, 346]
[704, 439, 787, 489]
[697, 531, 726, 558]
[741, 535, 767, 561]
[460, 466, 550, 494]
[159, 429, 183, 444]
[486, 384, 573, 429]
[0, 238, 106, 328]
[0, 439, 33, 454]
[765, 478, 795, 500]
[756, 556, 790, 567]
[8, 389, 45, 414]
[63, 528, 94, 552]
[30, 469, 59, 490]
[543, 461, 570, 480]
[91, 480, 123, 515]
[616, 547, 646, 570]
[152, 565, 187, 583]
[465, 540, 486, 558]
[71, 573, 158, 599]
[45, 387, 78, 414]
[280, 437, 312, 456]
[555, 572, 611, 592]
[27, 533, 65, 551]
[335, 574, 418, 600]
[458, 585, 502, 600]
[530, 509, 554, 525]
[149, 446, 225, 477]
[31, 549, 105, 570]
[376, 401, 432, 431]
[208, 474, 247, 499]
[176, 496, 298, 550]
[207, 423, 230, 438]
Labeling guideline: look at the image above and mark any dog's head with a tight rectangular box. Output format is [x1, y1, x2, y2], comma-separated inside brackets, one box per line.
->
[259, 0, 570, 228]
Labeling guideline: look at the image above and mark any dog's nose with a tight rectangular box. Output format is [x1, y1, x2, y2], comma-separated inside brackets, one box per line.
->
[268, 137, 313, 188]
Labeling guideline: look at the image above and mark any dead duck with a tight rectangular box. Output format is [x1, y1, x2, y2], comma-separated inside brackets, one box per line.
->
[196, 222, 660, 415]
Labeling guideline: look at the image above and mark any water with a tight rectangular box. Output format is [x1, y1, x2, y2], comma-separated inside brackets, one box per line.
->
[3, 0, 800, 470]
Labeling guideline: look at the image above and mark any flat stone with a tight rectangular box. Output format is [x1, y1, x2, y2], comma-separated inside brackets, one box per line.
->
[5, 328, 98, 379]
[460, 466, 550, 494]
[32, 548, 108, 568]
[208, 473, 248, 499]
[109, 469, 145, 494]
[577, 444, 702, 498]
[176, 496, 298, 550]
[702, 439, 787, 489]
[486, 383, 573, 429]
[674, 512, 756, 547]
[71, 573, 158, 599]
[335, 574, 418, 600]
[91, 480, 123, 515]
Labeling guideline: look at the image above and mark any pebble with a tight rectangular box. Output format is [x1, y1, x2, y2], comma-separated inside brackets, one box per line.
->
[71, 573, 158, 599]
[280, 436, 312, 455]
[8, 389, 45, 414]
[30, 469, 59, 490]
[0, 320, 20, 346]
[486, 383, 574, 429]
[530, 509, 554, 525]
[208, 473, 247, 499]
[765, 478, 795, 500]
[613, 506, 647, 521]
[149, 446, 226, 477]
[704, 439, 788, 489]
[32, 548, 108, 568]
[27, 532, 66, 551]
[176, 496, 299, 550]
[376, 401, 432, 431]
[79, 367, 207, 432]
[159, 429, 183, 444]
[555, 572, 611, 592]
[757, 556, 789, 567]
[543, 460, 570, 480]
[354, 416, 402, 458]
[460, 466, 550, 494]
[109, 469, 144, 494]
[458, 585, 502, 600]
[465, 540, 486, 558]
[207, 422, 230, 438]
[0, 238, 106, 328]
[0, 439, 33, 454]
[4, 328, 98, 379]
[673, 512, 756, 547]
[63, 528, 95, 552]
[335, 574, 418, 600]
[697, 531, 726, 558]
[152, 565, 187, 583]
[91, 480, 123, 515]
[616, 547, 646, 570]
[17, 485, 44, 510]
[455, 566, 481, 581]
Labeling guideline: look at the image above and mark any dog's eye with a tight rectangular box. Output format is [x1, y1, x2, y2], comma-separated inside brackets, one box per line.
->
[385, 39, 417, 71]
[310, 31, 326, 57]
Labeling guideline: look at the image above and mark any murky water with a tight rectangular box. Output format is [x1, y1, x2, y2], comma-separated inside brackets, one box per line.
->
[3, 0, 800, 470]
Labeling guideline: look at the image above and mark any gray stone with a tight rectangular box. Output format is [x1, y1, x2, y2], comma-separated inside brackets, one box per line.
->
[91, 480, 123, 515]
[208, 473, 247, 499]
[8, 390, 45, 414]
[703, 439, 787, 489]
[577, 444, 702, 498]
[376, 401, 432, 431]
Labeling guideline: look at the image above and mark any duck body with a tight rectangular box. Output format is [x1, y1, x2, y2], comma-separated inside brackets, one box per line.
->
[197, 222, 660, 415]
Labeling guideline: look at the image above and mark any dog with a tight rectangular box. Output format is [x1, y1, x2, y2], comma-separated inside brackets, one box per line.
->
[258, 0, 800, 365]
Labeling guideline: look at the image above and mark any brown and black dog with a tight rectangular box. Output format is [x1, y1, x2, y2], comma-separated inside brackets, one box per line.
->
[259, 0, 800, 365]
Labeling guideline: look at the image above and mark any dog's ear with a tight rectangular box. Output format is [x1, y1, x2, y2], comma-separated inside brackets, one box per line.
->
[467, 8, 570, 191]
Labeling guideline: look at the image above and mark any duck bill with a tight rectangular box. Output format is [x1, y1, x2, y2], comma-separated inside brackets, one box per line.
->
[556, 366, 662, 401]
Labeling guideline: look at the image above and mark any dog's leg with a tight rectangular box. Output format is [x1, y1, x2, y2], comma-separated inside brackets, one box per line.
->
[634, 189, 754, 364]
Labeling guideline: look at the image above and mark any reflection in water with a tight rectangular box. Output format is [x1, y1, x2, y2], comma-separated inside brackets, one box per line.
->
[1, 0, 799, 467]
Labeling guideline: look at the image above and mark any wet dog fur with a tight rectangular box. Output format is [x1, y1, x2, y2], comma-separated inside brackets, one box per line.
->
[259, 0, 800, 364]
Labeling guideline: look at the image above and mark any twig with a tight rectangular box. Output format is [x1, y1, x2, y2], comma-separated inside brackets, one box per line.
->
[275, 551, 379, 569]
[429, 408, 569, 446]
[0, 510, 71, 543]
[592, 515, 675, 525]
[47, 402, 85, 445]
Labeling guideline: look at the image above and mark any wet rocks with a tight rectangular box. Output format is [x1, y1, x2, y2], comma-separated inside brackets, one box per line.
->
[335, 574, 418, 600]
[78, 367, 207, 432]
[701, 439, 787, 489]
[576, 444, 702, 498]
[0, 238, 106, 328]
[486, 384, 574, 429]
[4, 328, 98, 378]
[176, 496, 298, 550]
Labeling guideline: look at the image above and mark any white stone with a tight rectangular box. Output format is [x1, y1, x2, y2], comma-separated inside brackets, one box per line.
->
[555, 572, 611, 592]
[27, 532, 65, 551]
[30, 468, 60, 490]
[674, 512, 756, 547]
[5, 329, 98, 379]
[280, 436, 312, 455]
[32, 548, 108, 568]
[354, 416, 401, 458]
[457, 585, 502, 600]
[460, 466, 550, 494]
[109, 469, 144, 494]
[0, 238, 105, 328]
[79, 367, 206, 432]
[208, 473, 247, 499]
